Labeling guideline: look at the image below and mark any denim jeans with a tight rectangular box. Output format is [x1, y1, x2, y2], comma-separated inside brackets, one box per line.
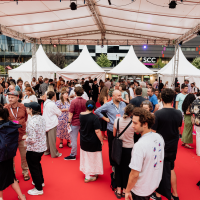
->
[70, 125, 80, 156]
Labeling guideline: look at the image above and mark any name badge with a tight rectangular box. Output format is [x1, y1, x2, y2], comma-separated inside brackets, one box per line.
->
[13, 120, 19, 124]
[116, 114, 121, 119]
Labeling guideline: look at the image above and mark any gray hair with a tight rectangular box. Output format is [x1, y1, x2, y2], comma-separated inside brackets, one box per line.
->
[140, 81, 146, 88]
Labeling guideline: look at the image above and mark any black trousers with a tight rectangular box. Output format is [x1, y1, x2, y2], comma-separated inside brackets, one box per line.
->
[92, 94, 98, 103]
[107, 129, 115, 166]
[131, 191, 150, 200]
[26, 151, 44, 191]
[115, 147, 132, 189]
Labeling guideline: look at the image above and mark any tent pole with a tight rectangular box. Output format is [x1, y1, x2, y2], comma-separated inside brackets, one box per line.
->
[172, 44, 179, 89]
[31, 39, 37, 79]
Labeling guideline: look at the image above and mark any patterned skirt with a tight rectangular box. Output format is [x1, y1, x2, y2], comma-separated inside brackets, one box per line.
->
[80, 148, 104, 175]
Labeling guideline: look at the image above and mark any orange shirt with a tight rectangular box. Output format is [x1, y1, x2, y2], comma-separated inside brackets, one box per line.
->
[57, 80, 61, 89]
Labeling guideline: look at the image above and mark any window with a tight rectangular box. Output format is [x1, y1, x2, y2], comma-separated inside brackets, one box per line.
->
[166, 47, 196, 51]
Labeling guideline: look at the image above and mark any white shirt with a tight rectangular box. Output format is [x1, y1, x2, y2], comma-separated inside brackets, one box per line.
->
[24, 95, 38, 102]
[69, 89, 89, 101]
[129, 88, 134, 99]
[129, 132, 165, 196]
[43, 99, 62, 131]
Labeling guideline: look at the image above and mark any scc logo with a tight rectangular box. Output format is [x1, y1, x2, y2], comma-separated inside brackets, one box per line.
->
[142, 57, 156, 63]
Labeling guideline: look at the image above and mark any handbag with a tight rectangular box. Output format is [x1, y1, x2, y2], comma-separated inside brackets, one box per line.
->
[111, 118, 132, 165]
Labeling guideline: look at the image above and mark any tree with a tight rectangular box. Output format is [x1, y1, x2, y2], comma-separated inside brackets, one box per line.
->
[192, 57, 200, 69]
[152, 58, 165, 68]
[47, 52, 66, 69]
[0, 65, 5, 73]
[96, 54, 112, 67]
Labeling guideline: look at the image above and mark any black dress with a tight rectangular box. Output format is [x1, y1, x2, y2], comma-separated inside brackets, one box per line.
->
[99, 101, 107, 132]
[0, 120, 16, 190]
[0, 158, 16, 190]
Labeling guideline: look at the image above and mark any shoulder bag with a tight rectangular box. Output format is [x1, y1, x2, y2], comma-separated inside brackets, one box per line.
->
[111, 118, 132, 165]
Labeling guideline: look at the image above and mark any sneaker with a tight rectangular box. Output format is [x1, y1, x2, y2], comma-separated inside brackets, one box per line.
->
[151, 192, 161, 200]
[84, 177, 97, 183]
[28, 188, 43, 196]
[32, 181, 45, 187]
[64, 155, 76, 160]
[57, 153, 62, 158]
[171, 193, 179, 200]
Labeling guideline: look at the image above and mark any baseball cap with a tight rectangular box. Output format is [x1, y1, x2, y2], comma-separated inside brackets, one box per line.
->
[7, 91, 19, 96]
[24, 102, 41, 112]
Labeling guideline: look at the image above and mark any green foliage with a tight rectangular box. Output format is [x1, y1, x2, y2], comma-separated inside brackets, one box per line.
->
[47, 52, 66, 69]
[0, 65, 5, 73]
[96, 54, 112, 67]
[192, 57, 200, 69]
[152, 58, 165, 68]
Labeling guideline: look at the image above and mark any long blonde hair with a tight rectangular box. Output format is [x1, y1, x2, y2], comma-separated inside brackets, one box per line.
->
[47, 85, 54, 93]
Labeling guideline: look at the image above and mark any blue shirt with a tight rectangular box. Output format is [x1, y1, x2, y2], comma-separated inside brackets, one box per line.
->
[15, 85, 21, 92]
[149, 94, 158, 112]
[94, 100, 126, 132]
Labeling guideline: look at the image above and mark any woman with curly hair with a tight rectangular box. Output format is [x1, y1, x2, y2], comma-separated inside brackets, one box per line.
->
[182, 93, 196, 149]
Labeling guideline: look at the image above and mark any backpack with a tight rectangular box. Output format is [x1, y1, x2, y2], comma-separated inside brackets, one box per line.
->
[0, 121, 22, 162]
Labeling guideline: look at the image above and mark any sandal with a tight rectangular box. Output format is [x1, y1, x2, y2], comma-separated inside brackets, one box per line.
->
[18, 194, 26, 200]
[181, 143, 185, 146]
[23, 174, 30, 181]
[185, 144, 194, 149]
[67, 142, 72, 148]
[59, 143, 63, 148]
[84, 177, 97, 183]
[121, 192, 125, 198]
[114, 190, 122, 199]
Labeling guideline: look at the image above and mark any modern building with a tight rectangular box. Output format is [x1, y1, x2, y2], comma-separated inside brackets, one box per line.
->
[0, 34, 200, 69]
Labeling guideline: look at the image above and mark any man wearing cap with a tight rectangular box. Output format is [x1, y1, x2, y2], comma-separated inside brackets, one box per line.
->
[5, 91, 29, 181]
[23, 102, 46, 196]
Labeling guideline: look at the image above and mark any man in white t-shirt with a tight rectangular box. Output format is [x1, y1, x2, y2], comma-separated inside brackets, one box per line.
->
[69, 84, 89, 101]
[125, 107, 164, 200]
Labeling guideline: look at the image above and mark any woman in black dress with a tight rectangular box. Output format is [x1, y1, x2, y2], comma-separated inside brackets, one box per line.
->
[98, 86, 108, 140]
[0, 105, 26, 200]
[79, 100, 103, 183]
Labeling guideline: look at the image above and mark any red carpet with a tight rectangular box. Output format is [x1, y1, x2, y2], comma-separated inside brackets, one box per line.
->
[3, 135, 200, 200]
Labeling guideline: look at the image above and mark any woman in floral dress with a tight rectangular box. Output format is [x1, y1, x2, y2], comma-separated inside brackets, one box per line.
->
[56, 91, 71, 148]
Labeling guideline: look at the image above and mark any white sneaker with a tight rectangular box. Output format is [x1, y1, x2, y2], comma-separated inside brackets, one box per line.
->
[32, 181, 45, 187]
[58, 153, 62, 157]
[28, 188, 43, 195]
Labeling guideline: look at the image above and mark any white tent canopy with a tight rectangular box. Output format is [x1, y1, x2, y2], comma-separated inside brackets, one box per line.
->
[109, 46, 153, 75]
[9, 45, 60, 83]
[57, 46, 105, 81]
[158, 47, 200, 87]
[0, 1, 200, 45]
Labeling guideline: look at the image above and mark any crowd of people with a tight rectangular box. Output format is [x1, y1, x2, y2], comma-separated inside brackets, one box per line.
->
[0, 75, 199, 200]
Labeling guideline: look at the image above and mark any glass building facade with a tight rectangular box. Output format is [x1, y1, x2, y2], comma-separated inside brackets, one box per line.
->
[0, 34, 200, 69]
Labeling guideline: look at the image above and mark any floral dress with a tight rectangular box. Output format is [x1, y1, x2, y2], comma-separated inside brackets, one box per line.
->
[56, 100, 70, 140]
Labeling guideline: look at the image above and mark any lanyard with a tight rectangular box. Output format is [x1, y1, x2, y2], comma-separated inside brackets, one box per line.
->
[10, 107, 19, 120]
